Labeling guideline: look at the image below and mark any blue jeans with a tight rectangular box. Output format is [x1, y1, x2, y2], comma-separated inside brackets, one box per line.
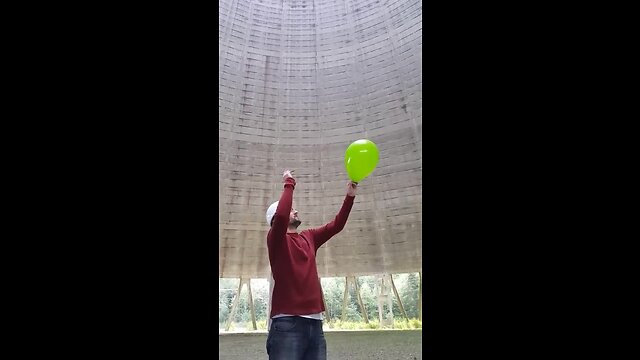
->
[266, 316, 327, 360]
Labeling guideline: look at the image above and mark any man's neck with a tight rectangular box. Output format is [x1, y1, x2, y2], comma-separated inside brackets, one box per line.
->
[287, 227, 298, 233]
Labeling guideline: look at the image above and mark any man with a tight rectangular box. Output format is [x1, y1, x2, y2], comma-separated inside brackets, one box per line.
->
[265, 169, 358, 360]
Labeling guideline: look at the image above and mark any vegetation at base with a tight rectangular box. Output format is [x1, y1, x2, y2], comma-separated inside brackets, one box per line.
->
[220, 273, 422, 331]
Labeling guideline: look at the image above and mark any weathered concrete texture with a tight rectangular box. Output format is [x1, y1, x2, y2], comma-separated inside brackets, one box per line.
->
[219, 0, 422, 278]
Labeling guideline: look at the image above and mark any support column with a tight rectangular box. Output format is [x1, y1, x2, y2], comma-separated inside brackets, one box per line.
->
[419, 272, 422, 321]
[246, 279, 257, 330]
[376, 274, 394, 327]
[376, 277, 384, 323]
[319, 277, 329, 322]
[390, 274, 408, 321]
[225, 278, 243, 331]
[341, 276, 350, 322]
[224, 277, 257, 331]
[352, 276, 369, 323]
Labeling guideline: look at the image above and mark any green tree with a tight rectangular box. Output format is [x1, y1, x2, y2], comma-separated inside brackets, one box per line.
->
[219, 278, 239, 326]
[220, 273, 421, 329]
[400, 272, 420, 319]
[321, 276, 345, 321]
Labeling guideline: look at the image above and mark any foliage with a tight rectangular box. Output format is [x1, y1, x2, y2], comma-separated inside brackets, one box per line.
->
[324, 319, 421, 330]
[219, 273, 422, 331]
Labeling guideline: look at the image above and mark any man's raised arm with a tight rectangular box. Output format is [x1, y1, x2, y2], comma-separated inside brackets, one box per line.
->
[308, 181, 358, 250]
[267, 170, 296, 248]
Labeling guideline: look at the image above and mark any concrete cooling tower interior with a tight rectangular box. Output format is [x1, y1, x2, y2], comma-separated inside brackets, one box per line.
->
[219, 0, 422, 278]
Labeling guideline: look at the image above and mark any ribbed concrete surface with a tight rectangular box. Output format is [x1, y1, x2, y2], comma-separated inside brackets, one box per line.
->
[219, 0, 422, 278]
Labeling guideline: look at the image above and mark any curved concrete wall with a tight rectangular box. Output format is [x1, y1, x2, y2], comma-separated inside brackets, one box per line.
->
[219, 0, 422, 277]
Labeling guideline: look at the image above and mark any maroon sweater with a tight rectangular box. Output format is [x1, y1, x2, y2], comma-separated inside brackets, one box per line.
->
[267, 177, 354, 318]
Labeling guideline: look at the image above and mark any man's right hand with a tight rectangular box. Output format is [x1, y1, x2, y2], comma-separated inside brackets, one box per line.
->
[283, 169, 295, 182]
[346, 181, 358, 197]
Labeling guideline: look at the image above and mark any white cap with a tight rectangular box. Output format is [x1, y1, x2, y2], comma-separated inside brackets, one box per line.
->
[266, 201, 279, 225]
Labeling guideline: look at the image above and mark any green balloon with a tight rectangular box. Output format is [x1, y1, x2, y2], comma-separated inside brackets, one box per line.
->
[344, 139, 379, 182]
